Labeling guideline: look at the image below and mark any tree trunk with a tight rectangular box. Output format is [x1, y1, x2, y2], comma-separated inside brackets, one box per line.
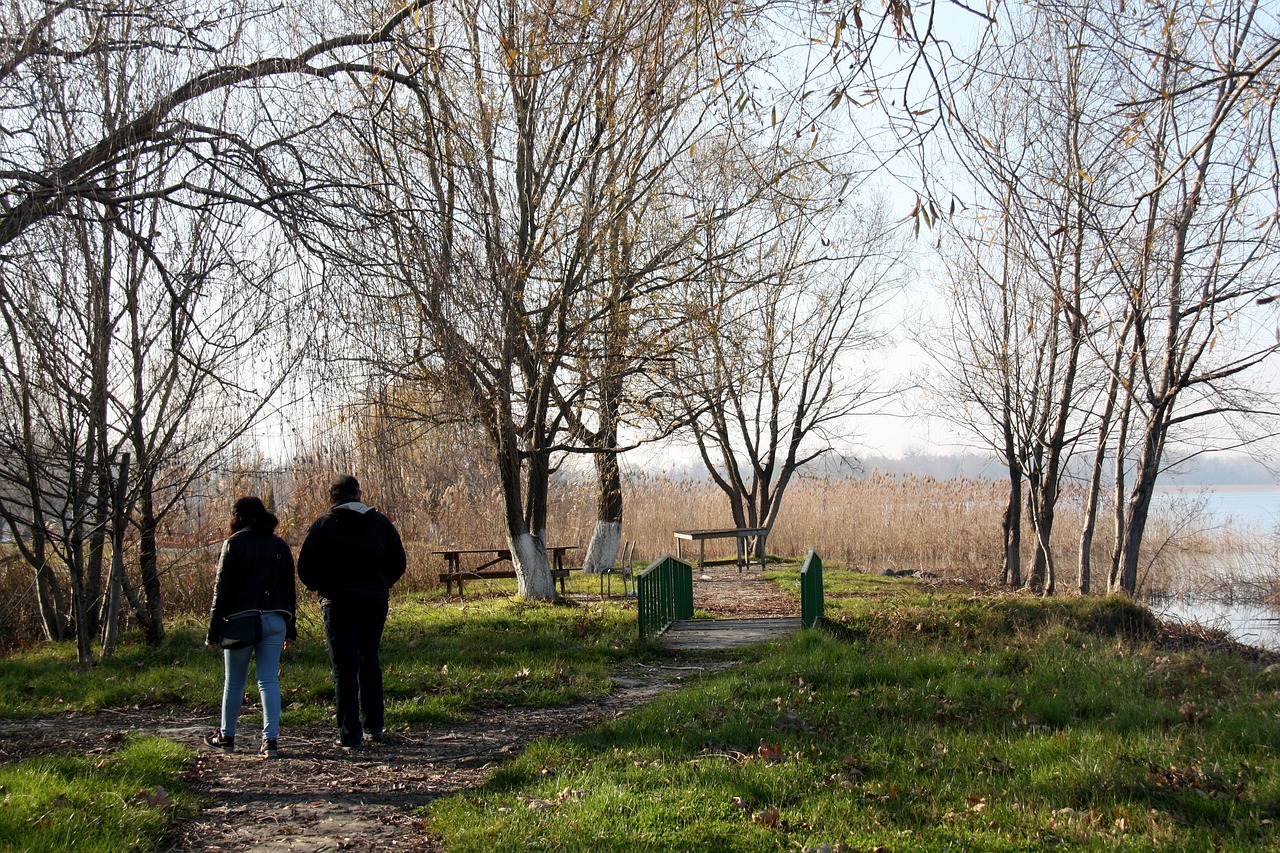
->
[32, 536, 69, 642]
[510, 532, 557, 600]
[1107, 358, 1136, 593]
[84, 458, 110, 640]
[1117, 404, 1169, 594]
[1001, 457, 1022, 589]
[582, 449, 623, 573]
[101, 454, 130, 658]
[1078, 327, 1128, 594]
[1024, 486, 1045, 594]
[1078, 441, 1105, 595]
[67, 517, 93, 663]
[494, 425, 556, 600]
[136, 475, 165, 645]
[584, 520, 622, 573]
[1029, 485, 1058, 597]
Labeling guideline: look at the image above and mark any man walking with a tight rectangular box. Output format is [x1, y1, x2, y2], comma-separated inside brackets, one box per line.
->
[298, 475, 406, 749]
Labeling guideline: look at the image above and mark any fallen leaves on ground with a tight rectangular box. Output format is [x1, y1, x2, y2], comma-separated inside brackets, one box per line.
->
[752, 807, 780, 827]
[135, 786, 169, 807]
[520, 787, 582, 811]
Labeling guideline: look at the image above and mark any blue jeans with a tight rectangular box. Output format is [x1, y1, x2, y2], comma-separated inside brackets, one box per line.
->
[322, 599, 388, 746]
[220, 611, 287, 739]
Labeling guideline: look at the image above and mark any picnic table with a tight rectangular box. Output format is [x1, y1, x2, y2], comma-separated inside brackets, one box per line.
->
[673, 527, 769, 572]
[433, 545, 581, 595]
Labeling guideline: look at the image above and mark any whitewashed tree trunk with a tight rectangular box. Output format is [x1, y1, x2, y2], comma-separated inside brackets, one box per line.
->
[583, 520, 622, 573]
[511, 533, 558, 600]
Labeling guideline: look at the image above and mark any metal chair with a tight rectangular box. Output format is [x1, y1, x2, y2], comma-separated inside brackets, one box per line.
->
[599, 541, 636, 598]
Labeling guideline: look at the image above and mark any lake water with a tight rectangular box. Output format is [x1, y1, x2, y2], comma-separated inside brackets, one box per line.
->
[1152, 597, 1280, 652]
[1149, 486, 1280, 533]
[1148, 486, 1280, 650]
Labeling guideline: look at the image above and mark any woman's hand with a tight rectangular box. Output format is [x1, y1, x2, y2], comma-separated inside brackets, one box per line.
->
[283, 639, 291, 651]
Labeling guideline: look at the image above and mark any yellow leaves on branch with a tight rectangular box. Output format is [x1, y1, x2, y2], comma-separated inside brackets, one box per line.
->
[886, 0, 911, 39]
[499, 36, 518, 69]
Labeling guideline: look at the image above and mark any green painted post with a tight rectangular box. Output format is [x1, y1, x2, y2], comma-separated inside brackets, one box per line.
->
[801, 550, 824, 628]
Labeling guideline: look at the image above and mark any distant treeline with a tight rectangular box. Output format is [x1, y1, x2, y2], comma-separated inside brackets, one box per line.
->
[656, 451, 1277, 487]
[874, 452, 1276, 486]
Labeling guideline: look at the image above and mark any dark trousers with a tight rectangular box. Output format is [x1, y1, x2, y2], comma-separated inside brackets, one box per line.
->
[322, 599, 389, 746]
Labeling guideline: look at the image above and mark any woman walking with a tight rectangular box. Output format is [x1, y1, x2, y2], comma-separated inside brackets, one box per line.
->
[204, 496, 297, 758]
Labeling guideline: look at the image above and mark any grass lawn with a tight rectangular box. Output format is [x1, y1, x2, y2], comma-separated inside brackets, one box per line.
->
[3, 569, 1280, 850]
[423, 571, 1280, 851]
[0, 588, 643, 851]
[0, 735, 195, 853]
[0, 590, 643, 724]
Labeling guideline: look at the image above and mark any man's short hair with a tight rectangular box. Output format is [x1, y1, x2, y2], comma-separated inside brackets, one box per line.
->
[330, 475, 361, 504]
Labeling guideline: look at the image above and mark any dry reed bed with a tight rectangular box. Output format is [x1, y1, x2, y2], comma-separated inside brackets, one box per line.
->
[1, 472, 1273, 652]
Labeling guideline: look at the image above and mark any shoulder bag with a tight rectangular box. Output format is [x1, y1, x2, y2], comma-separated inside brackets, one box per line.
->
[219, 614, 262, 650]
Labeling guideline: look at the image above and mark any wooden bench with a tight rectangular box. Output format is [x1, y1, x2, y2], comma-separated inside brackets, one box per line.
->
[436, 566, 581, 596]
[433, 545, 581, 596]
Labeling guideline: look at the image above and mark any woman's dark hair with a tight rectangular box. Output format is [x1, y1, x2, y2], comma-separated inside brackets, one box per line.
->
[230, 496, 278, 535]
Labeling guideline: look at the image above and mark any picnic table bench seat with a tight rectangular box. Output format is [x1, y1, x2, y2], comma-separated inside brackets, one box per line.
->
[437, 565, 581, 595]
[433, 545, 581, 596]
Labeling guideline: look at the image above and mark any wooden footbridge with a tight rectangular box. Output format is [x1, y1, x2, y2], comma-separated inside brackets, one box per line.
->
[637, 551, 825, 650]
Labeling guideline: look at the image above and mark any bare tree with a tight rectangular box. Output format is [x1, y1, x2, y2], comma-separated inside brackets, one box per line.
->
[932, 221, 1029, 589]
[938, 0, 1280, 597]
[666, 179, 907, 548]
[0, 0, 323, 652]
[0, 0, 436, 250]
[1096, 0, 1280, 593]
[306, 0, 766, 599]
[0, 174, 304, 655]
[935, 2, 1130, 594]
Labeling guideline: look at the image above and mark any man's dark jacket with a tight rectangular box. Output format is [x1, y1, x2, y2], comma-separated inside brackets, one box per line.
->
[206, 529, 297, 645]
[297, 502, 407, 606]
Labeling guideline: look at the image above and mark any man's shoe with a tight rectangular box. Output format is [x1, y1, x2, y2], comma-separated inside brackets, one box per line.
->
[204, 729, 235, 753]
[368, 731, 392, 745]
[336, 739, 362, 751]
[260, 738, 278, 758]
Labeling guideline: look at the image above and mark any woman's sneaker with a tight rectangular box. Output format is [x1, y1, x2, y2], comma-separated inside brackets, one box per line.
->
[203, 729, 235, 753]
[260, 738, 278, 758]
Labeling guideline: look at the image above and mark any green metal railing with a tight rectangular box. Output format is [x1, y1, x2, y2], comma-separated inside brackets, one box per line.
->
[800, 549, 824, 628]
[637, 554, 694, 641]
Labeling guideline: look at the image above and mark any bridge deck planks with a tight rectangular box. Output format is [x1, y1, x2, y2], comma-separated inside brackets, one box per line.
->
[656, 617, 802, 650]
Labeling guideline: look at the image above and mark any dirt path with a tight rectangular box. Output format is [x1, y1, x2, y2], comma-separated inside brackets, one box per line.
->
[162, 661, 721, 852]
[2, 569, 796, 852]
[0, 661, 724, 852]
[689, 563, 800, 618]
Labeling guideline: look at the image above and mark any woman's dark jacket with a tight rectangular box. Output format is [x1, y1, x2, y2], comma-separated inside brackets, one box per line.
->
[296, 503, 406, 607]
[206, 528, 297, 645]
